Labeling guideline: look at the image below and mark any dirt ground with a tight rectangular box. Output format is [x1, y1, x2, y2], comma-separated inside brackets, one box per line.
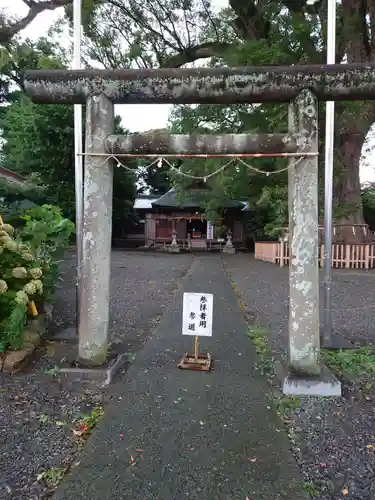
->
[0, 251, 193, 500]
[225, 254, 375, 500]
[2, 250, 375, 500]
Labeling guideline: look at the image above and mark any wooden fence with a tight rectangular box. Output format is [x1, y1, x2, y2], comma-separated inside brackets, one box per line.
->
[255, 241, 375, 269]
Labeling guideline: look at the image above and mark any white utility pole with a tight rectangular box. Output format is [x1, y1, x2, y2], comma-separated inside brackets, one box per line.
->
[73, 0, 84, 332]
[322, 0, 337, 346]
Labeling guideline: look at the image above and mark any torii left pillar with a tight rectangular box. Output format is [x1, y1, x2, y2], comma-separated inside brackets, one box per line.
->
[78, 93, 114, 365]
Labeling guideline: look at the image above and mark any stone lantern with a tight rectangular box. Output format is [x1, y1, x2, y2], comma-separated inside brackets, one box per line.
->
[169, 229, 180, 253]
[223, 229, 235, 254]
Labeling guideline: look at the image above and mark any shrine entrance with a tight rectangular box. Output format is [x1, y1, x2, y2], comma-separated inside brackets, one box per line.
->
[23, 62, 375, 392]
[187, 216, 206, 240]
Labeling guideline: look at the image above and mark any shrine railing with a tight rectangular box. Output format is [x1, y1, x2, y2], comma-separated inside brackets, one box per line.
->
[255, 241, 375, 269]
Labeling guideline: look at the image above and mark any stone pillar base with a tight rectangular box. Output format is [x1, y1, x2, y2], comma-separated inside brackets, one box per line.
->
[274, 361, 341, 397]
[169, 245, 180, 253]
[223, 245, 235, 254]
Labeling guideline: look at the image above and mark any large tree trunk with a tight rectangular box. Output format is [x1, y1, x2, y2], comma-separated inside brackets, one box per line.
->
[334, 131, 372, 243]
[324, 0, 375, 244]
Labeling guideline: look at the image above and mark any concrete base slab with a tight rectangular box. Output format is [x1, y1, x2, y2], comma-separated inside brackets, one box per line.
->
[168, 245, 180, 253]
[274, 361, 341, 397]
[49, 326, 78, 343]
[57, 353, 127, 388]
[321, 333, 357, 350]
[222, 246, 235, 254]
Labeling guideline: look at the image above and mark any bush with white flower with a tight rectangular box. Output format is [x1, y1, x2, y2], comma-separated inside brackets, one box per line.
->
[0, 222, 44, 350]
[0, 205, 74, 351]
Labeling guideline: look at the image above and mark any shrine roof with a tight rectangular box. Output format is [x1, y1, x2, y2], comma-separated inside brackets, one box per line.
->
[151, 188, 245, 209]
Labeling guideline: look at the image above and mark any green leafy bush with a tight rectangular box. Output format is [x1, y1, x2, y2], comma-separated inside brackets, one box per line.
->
[363, 187, 375, 231]
[19, 205, 75, 302]
[0, 223, 41, 350]
[0, 205, 74, 351]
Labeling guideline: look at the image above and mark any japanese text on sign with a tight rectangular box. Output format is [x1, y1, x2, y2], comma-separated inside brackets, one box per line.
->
[206, 221, 214, 241]
[182, 292, 213, 337]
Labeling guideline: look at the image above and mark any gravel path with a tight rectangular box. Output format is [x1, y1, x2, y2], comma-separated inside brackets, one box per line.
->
[3, 250, 375, 500]
[0, 251, 193, 500]
[51, 250, 193, 351]
[224, 253, 375, 500]
[53, 254, 307, 500]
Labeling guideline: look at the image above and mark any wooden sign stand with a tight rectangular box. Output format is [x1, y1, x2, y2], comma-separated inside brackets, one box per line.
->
[178, 335, 212, 371]
[178, 292, 213, 372]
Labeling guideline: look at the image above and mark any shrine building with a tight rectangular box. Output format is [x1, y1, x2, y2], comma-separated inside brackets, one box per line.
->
[133, 182, 248, 250]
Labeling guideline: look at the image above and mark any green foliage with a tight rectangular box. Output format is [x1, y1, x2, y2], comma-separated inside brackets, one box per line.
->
[70, 0, 368, 241]
[0, 37, 65, 119]
[0, 175, 52, 230]
[0, 177, 49, 206]
[362, 187, 375, 230]
[322, 347, 375, 380]
[1, 39, 138, 240]
[77, 406, 104, 435]
[2, 0, 372, 244]
[169, 102, 291, 239]
[2, 97, 138, 239]
[19, 205, 75, 302]
[0, 205, 74, 350]
[247, 326, 274, 375]
[111, 121, 139, 237]
[2, 95, 76, 219]
[112, 167, 138, 238]
[137, 161, 172, 195]
[0, 222, 43, 349]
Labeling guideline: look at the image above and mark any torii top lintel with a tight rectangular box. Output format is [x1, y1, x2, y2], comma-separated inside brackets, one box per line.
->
[23, 62, 375, 105]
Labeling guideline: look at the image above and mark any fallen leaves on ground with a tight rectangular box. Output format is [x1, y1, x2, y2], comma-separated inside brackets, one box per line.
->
[72, 423, 88, 438]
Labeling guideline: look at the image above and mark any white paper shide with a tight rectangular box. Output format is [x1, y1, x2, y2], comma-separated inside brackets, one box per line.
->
[182, 292, 213, 337]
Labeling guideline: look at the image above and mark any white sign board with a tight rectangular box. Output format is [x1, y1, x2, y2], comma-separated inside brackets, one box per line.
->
[206, 221, 214, 241]
[182, 293, 213, 337]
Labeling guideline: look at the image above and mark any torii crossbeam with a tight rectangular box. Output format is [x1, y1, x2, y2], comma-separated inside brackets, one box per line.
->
[24, 62, 375, 105]
[22, 62, 375, 396]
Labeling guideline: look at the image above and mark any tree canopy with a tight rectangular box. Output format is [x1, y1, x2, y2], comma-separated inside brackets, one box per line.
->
[0, 37, 138, 238]
[1, 0, 375, 242]
[78, 0, 375, 241]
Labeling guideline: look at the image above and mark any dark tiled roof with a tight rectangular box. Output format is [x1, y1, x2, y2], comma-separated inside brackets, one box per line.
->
[151, 188, 245, 209]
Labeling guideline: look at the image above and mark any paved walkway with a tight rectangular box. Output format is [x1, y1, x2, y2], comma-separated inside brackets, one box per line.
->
[53, 255, 306, 500]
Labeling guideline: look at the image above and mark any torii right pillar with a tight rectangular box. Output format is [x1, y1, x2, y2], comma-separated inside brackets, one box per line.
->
[284, 89, 341, 396]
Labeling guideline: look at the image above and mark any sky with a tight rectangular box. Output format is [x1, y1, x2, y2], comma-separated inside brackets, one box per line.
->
[3, 0, 375, 183]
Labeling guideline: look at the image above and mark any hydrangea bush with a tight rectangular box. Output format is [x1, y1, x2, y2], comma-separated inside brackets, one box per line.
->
[0, 205, 74, 351]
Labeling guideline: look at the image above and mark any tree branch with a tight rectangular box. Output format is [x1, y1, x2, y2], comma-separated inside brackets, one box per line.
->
[229, 0, 270, 40]
[163, 41, 237, 67]
[0, 0, 71, 45]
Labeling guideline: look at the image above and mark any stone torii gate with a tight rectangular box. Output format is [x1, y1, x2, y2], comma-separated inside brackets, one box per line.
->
[24, 62, 375, 392]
